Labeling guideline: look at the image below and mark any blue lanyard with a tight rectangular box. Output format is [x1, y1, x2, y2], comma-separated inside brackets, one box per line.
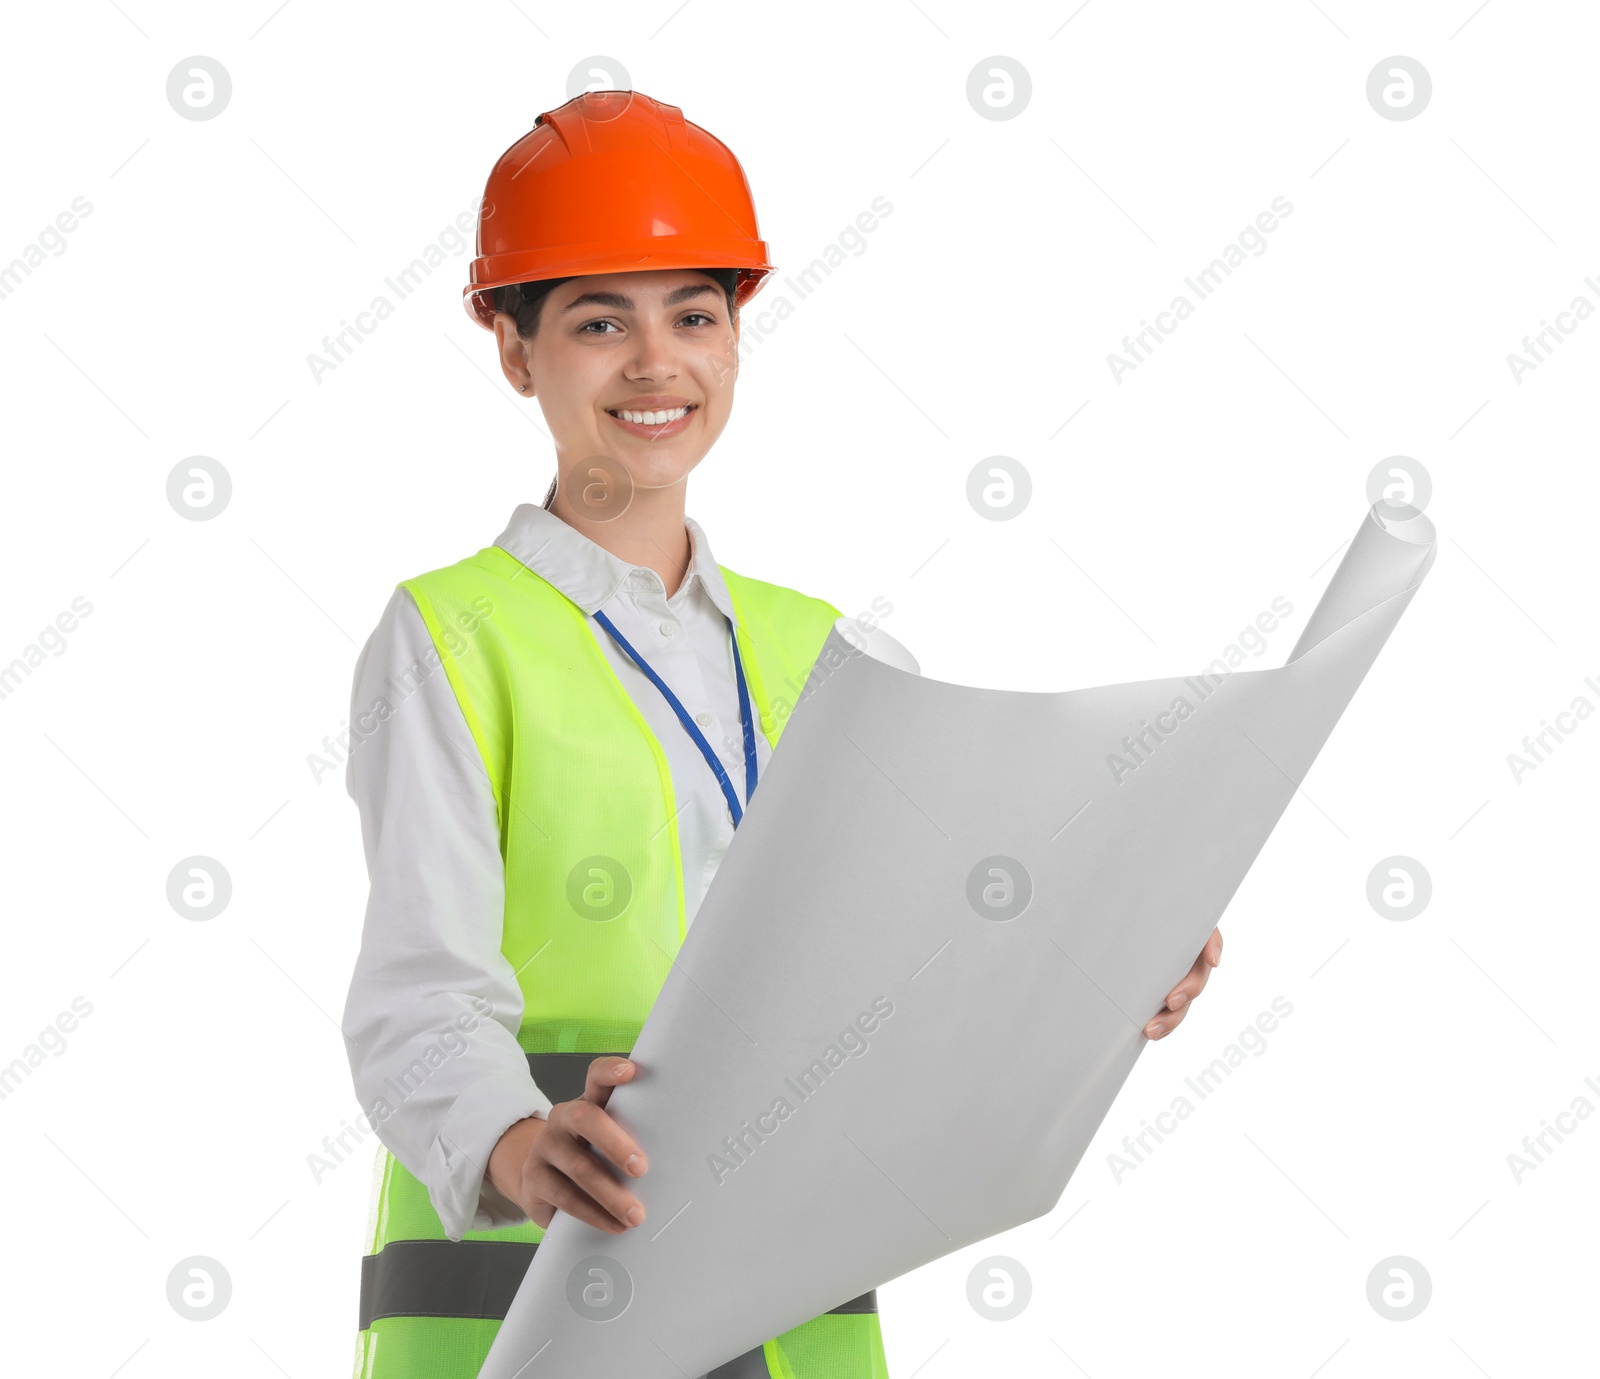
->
[591, 608, 759, 827]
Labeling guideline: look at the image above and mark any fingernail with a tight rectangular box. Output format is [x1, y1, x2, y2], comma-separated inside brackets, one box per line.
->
[625, 1154, 644, 1174]
[627, 1205, 645, 1225]
[1168, 991, 1187, 1008]
[616, 1060, 632, 1073]
[1146, 1022, 1163, 1037]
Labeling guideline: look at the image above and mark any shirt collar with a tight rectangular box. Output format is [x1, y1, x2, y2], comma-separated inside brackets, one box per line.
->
[492, 501, 739, 624]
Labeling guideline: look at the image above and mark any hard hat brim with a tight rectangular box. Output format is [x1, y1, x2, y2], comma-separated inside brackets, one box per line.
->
[465, 249, 774, 329]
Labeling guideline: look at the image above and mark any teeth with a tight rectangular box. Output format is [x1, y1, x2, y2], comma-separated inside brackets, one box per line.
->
[615, 405, 690, 425]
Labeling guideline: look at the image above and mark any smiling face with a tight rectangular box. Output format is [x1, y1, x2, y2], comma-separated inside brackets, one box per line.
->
[493, 269, 741, 499]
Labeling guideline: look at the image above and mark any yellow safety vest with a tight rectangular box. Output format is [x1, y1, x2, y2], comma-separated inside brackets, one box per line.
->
[352, 542, 890, 1379]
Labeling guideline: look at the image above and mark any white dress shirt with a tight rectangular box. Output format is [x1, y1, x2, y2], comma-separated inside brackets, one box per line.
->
[340, 501, 917, 1239]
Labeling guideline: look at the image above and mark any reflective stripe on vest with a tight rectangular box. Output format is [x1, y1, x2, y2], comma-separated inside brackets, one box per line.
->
[359, 1242, 878, 1329]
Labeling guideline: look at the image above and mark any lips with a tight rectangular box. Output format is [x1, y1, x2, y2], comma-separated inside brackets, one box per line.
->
[605, 402, 698, 439]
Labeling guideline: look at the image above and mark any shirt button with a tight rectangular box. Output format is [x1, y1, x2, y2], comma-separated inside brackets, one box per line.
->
[660, 620, 680, 637]
[695, 712, 713, 727]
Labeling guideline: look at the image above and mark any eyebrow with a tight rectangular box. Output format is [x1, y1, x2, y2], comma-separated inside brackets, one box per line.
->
[561, 283, 720, 313]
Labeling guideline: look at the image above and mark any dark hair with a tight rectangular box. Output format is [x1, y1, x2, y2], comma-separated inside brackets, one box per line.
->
[497, 267, 741, 339]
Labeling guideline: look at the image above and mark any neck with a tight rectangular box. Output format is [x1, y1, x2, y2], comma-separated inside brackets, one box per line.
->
[549, 476, 692, 597]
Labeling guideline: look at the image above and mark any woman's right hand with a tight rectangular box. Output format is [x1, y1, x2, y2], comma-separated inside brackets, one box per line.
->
[487, 1055, 649, 1234]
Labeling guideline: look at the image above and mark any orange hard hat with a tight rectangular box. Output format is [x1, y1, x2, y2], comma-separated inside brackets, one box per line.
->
[464, 90, 776, 329]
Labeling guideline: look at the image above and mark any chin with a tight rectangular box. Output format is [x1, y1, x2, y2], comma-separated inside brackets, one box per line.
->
[622, 450, 706, 489]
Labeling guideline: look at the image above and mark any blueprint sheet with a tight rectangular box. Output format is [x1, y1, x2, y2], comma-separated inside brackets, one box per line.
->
[479, 503, 1438, 1379]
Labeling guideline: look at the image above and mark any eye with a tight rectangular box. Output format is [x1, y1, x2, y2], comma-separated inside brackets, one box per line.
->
[578, 319, 620, 335]
[679, 311, 716, 328]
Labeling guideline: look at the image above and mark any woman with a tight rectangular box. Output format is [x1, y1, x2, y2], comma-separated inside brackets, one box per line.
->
[341, 90, 1220, 1379]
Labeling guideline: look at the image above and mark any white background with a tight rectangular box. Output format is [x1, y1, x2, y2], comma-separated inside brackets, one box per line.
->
[1, 2, 1595, 1376]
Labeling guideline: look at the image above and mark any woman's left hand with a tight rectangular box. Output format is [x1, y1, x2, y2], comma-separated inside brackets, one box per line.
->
[1144, 927, 1222, 1040]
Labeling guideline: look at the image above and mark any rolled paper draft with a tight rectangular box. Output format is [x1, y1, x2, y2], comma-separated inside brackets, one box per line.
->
[480, 502, 1438, 1379]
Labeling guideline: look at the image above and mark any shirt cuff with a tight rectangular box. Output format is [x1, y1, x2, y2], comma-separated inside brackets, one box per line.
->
[426, 1068, 553, 1239]
[474, 1161, 538, 1232]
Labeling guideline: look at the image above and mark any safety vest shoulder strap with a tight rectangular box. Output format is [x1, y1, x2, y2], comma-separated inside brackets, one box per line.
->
[399, 544, 584, 840]
[719, 564, 843, 747]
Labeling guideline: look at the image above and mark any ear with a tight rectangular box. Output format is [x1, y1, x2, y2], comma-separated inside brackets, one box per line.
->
[492, 312, 533, 394]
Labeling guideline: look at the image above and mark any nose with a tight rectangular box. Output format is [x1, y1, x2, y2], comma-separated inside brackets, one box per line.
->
[621, 316, 681, 383]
